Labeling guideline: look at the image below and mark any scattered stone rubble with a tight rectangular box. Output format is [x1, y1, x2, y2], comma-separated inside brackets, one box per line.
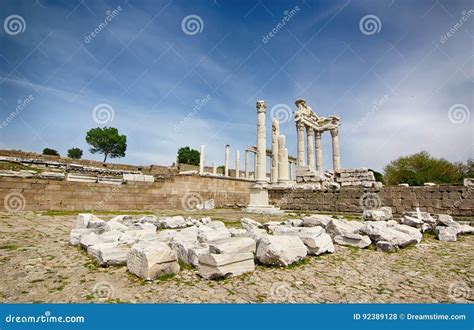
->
[70, 208, 473, 281]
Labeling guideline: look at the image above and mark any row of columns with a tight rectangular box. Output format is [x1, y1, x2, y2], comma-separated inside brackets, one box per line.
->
[296, 123, 341, 173]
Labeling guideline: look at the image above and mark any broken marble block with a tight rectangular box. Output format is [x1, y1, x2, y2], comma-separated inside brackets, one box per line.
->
[197, 252, 255, 279]
[360, 221, 420, 248]
[298, 228, 334, 255]
[229, 228, 251, 238]
[87, 242, 130, 266]
[281, 219, 303, 227]
[156, 216, 188, 229]
[240, 218, 263, 231]
[459, 225, 474, 235]
[197, 225, 231, 242]
[434, 226, 457, 242]
[76, 213, 101, 229]
[245, 227, 268, 242]
[434, 214, 462, 233]
[79, 230, 121, 249]
[302, 215, 333, 228]
[118, 229, 157, 244]
[187, 243, 210, 267]
[127, 241, 180, 280]
[104, 219, 129, 232]
[268, 225, 301, 236]
[87, 217, 107, 231]
[363, 207, 392, 221]
[334, 233, 371, 248]
[376, 241, 398, 252]
[256, 236, 307, 266]
[209, 237, 256, 254]
[69, 228, 93, 245]
[326, 219, 363, 238]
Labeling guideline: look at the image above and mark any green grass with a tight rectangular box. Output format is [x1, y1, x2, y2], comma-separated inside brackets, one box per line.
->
[155, 273, 175, 282]
[41, 210, 155, 217]
[0, 244, 17, 251]
[0, 161, 41, 172]
[178, 259, 194, 271]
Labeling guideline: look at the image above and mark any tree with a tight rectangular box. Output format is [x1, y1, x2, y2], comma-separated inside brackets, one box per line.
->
[43, 148, 59, 156]
[86, 127, 127, 162]
[383, 151, 463, 186]
[368, 168, 384, 183]
[177, 147, 200, 165]
[67, 147, 83, 159]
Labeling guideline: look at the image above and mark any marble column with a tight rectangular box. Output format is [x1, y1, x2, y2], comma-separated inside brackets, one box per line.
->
[278, 135, 289, 182]
[199, 144, 205, 174]
[331, 128, 341, 171]
[245, 150, 250, 178]
[224, 144, 230, 177]
[212, 163, 217, 175]
[235, 150, 240, 178]
[296, 121, 305, 166]
[289, 162, 294, 181]
[271, 118, 280, 183]
[253, 152, 257, 180]
[306, 126, 315, 170]
[256, 101, 267, 183]
[315, 131, 322, 173]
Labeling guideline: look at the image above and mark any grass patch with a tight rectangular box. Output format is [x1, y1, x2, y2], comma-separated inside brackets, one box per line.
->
[286, 257, 311, 269]
[0, 161, 41, 172]
[178, 259, 194, 271]
[0, 244, 17, 251]
[83, 261, 99, 271]
[155, 274, 175, 282]
[41, 210, 155, 217]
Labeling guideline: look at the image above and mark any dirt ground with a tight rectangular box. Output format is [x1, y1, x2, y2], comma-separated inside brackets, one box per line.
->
[0, 209, 472, 303]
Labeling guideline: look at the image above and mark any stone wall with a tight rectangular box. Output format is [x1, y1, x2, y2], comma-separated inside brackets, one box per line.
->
[0, 149, 176, 175]
[269, 186, 473, 217]
[0, 175, 253, 211]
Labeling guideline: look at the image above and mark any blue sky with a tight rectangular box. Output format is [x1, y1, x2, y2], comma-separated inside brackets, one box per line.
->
[0, 0, 472, 172]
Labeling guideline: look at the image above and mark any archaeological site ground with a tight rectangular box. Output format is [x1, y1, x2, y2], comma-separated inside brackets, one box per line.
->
[0, 0, 472, 329]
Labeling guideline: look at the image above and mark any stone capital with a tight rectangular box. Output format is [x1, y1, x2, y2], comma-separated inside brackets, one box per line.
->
[256, 100, 266, 113]
[296, 121, 305, 130]
[330, 128, 338, 137]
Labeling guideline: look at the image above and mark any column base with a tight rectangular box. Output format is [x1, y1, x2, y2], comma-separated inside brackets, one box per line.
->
[243, 184, 284, 215]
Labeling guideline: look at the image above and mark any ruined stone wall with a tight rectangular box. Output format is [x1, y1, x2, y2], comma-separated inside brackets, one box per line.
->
[0, 175, 252, 211]
[269, 186, 473, 217]
[0, 149, 176, 175]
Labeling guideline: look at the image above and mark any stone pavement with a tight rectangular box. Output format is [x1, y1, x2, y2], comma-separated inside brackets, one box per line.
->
[0, 210, 472, 303]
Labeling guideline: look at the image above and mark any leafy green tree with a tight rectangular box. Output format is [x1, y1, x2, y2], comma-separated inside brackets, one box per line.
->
[177, 147, 200, 165]
[86, 127, 127, 162]
[67, 147, 83, 159]
[369, 169, 384, 183]
[42, 148, 59, 156]
[383, 151, 463, 186]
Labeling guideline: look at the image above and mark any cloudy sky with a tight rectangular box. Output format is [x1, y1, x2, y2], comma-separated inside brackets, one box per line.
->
[0, 0, 472, 172]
